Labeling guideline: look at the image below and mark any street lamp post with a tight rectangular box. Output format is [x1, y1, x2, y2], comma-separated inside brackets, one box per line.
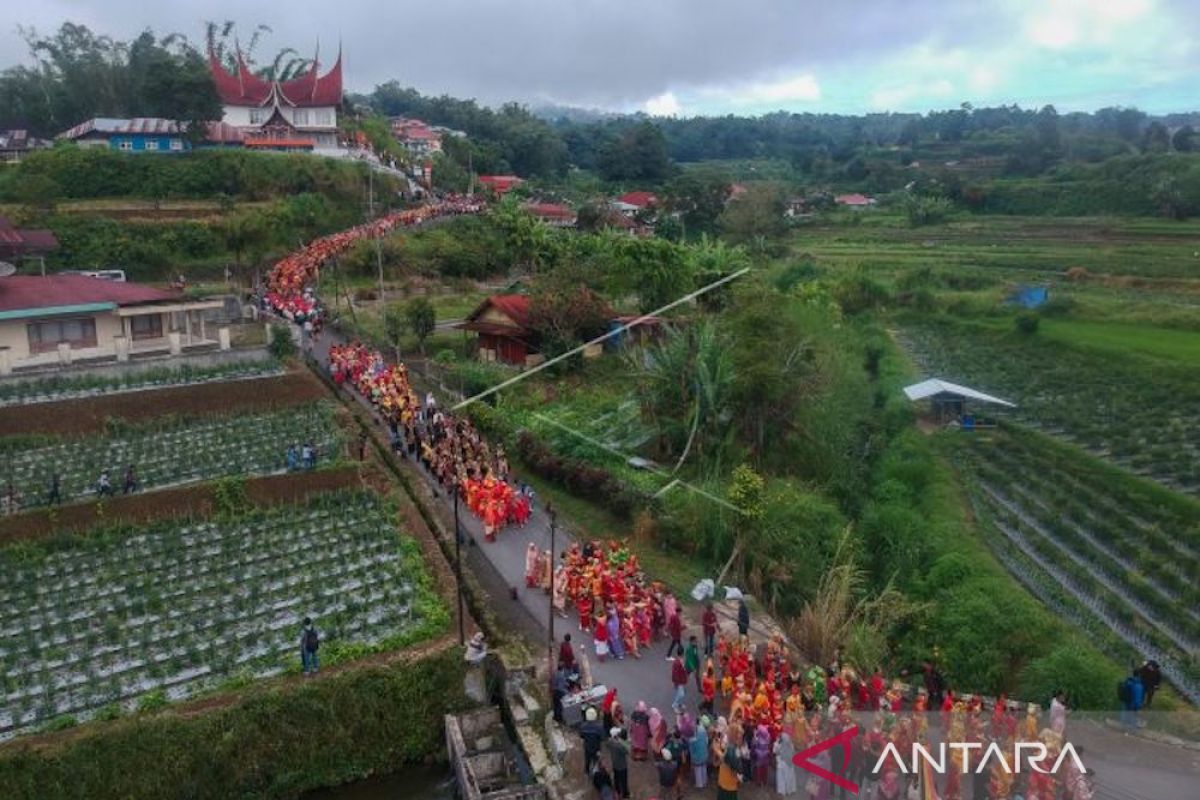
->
[547, 504, 557, 683]
[454, 479, 465, 646]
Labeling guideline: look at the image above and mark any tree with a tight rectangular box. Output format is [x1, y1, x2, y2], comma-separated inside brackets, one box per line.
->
[901, 194, 955, 227]
[1172, 125, 1196, 152]
[718, 184, 786, 247]
[382, 304, 407, 362]
[218, 210, 271, 276]
[13, 173, 61, 215]
[1150, 176, 1192, 220]
[665, 165, 732, 235]
[597, 121, 671, 182]
[1141, 121, 1171, 153]
[714, 464, 767, 587]
[405, 297, 436, 355]
[527, 274, 611, 363]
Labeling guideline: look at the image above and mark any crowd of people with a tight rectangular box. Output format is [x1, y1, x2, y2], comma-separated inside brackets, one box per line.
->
[569, 616, 1095, 800]
[264, 195, 485, 324]
[327, 340, 528, 534]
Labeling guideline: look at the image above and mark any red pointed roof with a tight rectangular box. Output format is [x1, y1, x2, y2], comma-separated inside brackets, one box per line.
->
[208, 46, 342, 108]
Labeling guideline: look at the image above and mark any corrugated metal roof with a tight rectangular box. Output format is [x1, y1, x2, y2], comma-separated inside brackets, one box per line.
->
[903, 378, 1016, 408]
[0, 275, 181, 315]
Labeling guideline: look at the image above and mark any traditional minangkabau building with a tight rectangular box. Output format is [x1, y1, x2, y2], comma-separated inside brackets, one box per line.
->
[206, 45, 343, 151]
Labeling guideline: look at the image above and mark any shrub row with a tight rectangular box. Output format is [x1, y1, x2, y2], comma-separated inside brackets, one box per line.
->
[514, 430, 648, 519]
[0, 645, 468, 800]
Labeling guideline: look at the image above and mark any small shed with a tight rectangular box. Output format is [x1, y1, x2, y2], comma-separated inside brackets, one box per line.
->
[459, 295, 539, 367]
[903, 378, 1015, 428]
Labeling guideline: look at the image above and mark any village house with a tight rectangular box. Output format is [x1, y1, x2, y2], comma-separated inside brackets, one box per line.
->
[0, 130, 49, 164]
[478, 175, 524, 196]
[206, 44, 343, 150]
[389, 117, 443, 157]
[0, 215, 59, 263]
[459, 294, 540, 367]
[58, 118, 191, 153]
[0, 274, 227, 374]
[834, 192, 877, 208]
[524, 202, 577, 228]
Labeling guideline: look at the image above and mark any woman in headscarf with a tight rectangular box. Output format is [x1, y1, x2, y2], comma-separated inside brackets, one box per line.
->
[649, 707, 668, 754]
[774, 730, 798, 796]
[689, 716, 710, 790]
[606, 608, 625, 660]
[524, 542, 540, 588]
[716, 729, 740, 800]
[751, 724, 772, 786]
[630, 701, 651, 760]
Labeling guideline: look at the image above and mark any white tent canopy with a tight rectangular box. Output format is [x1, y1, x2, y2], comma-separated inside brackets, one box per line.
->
[903, 378, 1016, 408]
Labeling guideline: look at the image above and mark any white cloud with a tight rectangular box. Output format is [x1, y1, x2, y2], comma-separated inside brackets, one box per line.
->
[738, 73, 822, 104]
[643, 91, 682, 116]
[1023, 0, 1155, 49]
[869, 78, 955, 111]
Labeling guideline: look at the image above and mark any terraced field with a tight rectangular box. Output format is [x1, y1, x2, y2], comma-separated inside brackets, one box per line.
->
[4, 403, 343, 507]
[0, 491, 445, 738]
[899, 318, 1200, 493]
[949, 429, 1200, 702]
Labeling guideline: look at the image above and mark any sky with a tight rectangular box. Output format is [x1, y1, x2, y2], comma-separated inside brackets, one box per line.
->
[2, 0, 1197, 117]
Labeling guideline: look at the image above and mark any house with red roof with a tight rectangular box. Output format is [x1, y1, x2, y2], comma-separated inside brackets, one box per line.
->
[207, 43, 342, 150]
[459, 294, 538, 366]
[0, 215, 58, 262]
[834, 193, 876, 208]
[478, 175, 524, 196]
[524, 202, 577, 228]
[615, 191, 659, 210]
[0, 275, 226, 373]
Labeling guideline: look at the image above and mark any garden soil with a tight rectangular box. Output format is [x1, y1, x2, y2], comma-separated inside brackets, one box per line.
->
[0, 371, 327, 437]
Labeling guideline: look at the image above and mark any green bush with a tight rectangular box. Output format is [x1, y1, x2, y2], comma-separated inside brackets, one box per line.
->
[1014, 312, 1040, 335]
[1019, 643, 1123, 710]
[0, 649, 468, 800]
[268, 325, 297, 359]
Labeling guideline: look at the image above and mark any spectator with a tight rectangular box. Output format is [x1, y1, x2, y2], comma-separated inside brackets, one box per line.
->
[2, 481, 18, 516]
[737, 598, 750, 637]
[922, 661, 945, 710]
[46, 473, 61, 505]
[657, 748, 681, 800]
[358, 431, 369, 461]
[286, 444, 300, 471]
[552, 665, 569, 724]
[465, 632, 488, 664]
[1049, 689, 1068, 734]
[96, 470, 114, 497]
[685, 635, 701, 690]
[606, 728, 631, 799]
[671, 654, 689, 711]
[702, 602, 718, 656]
[302, 442, 316, 469]
[580, 707, 605, 775]
[689, 717, 710, 789]
[123, 464, 139, 494]
[666, 611, 684, 659]
[300, 617, 320, 675]
[1138, 660, 1162, 708]
[559, 633, 577, 671]
[1119, 668, 1144, 731]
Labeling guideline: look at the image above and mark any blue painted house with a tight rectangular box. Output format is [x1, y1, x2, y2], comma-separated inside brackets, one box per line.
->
[58, 118, 190, 152]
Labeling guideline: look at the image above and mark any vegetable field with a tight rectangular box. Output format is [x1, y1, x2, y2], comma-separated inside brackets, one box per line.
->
[0, 491, 446, 738]
[3, 403, 342, 506]
[900, 319, 1200, 492]
[0, 359, 283, 408]
[949, 430, 1200, 703]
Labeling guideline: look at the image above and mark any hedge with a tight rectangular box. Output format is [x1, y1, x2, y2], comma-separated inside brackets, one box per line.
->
[0, 646, 468, 800]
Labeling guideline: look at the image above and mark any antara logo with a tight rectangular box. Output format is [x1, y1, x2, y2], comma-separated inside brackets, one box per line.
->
[793, 726, 1088, 796]
[792, 726, 861, 795]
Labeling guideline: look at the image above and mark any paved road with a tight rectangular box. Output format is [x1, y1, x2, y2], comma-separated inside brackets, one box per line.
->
[300, 323, 1198, 800]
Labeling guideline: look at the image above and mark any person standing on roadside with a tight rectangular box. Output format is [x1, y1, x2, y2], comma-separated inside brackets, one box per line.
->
[123, 463, 139, 494]
[737, 599, 750, 637]
[46, 472, 61, 505]
[606, 728, 631, 799]
[300, 616, 320, 675]
[702, 602, 718, 656]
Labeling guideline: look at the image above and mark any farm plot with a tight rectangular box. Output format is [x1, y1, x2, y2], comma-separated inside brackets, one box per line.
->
[0, 358, 283, 408]
[0, 490, 446, 738]
[948, 430, 1200, 702]
[3, 402, 343, 507]
[899, 318, 1200, 493]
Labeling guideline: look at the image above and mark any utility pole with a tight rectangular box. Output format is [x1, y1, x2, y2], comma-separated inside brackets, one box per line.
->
[547, 503, 557, 683]
[467, 149, 475, 196]
[368, 168, 386, 307]
[454, 479, 465, 646]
